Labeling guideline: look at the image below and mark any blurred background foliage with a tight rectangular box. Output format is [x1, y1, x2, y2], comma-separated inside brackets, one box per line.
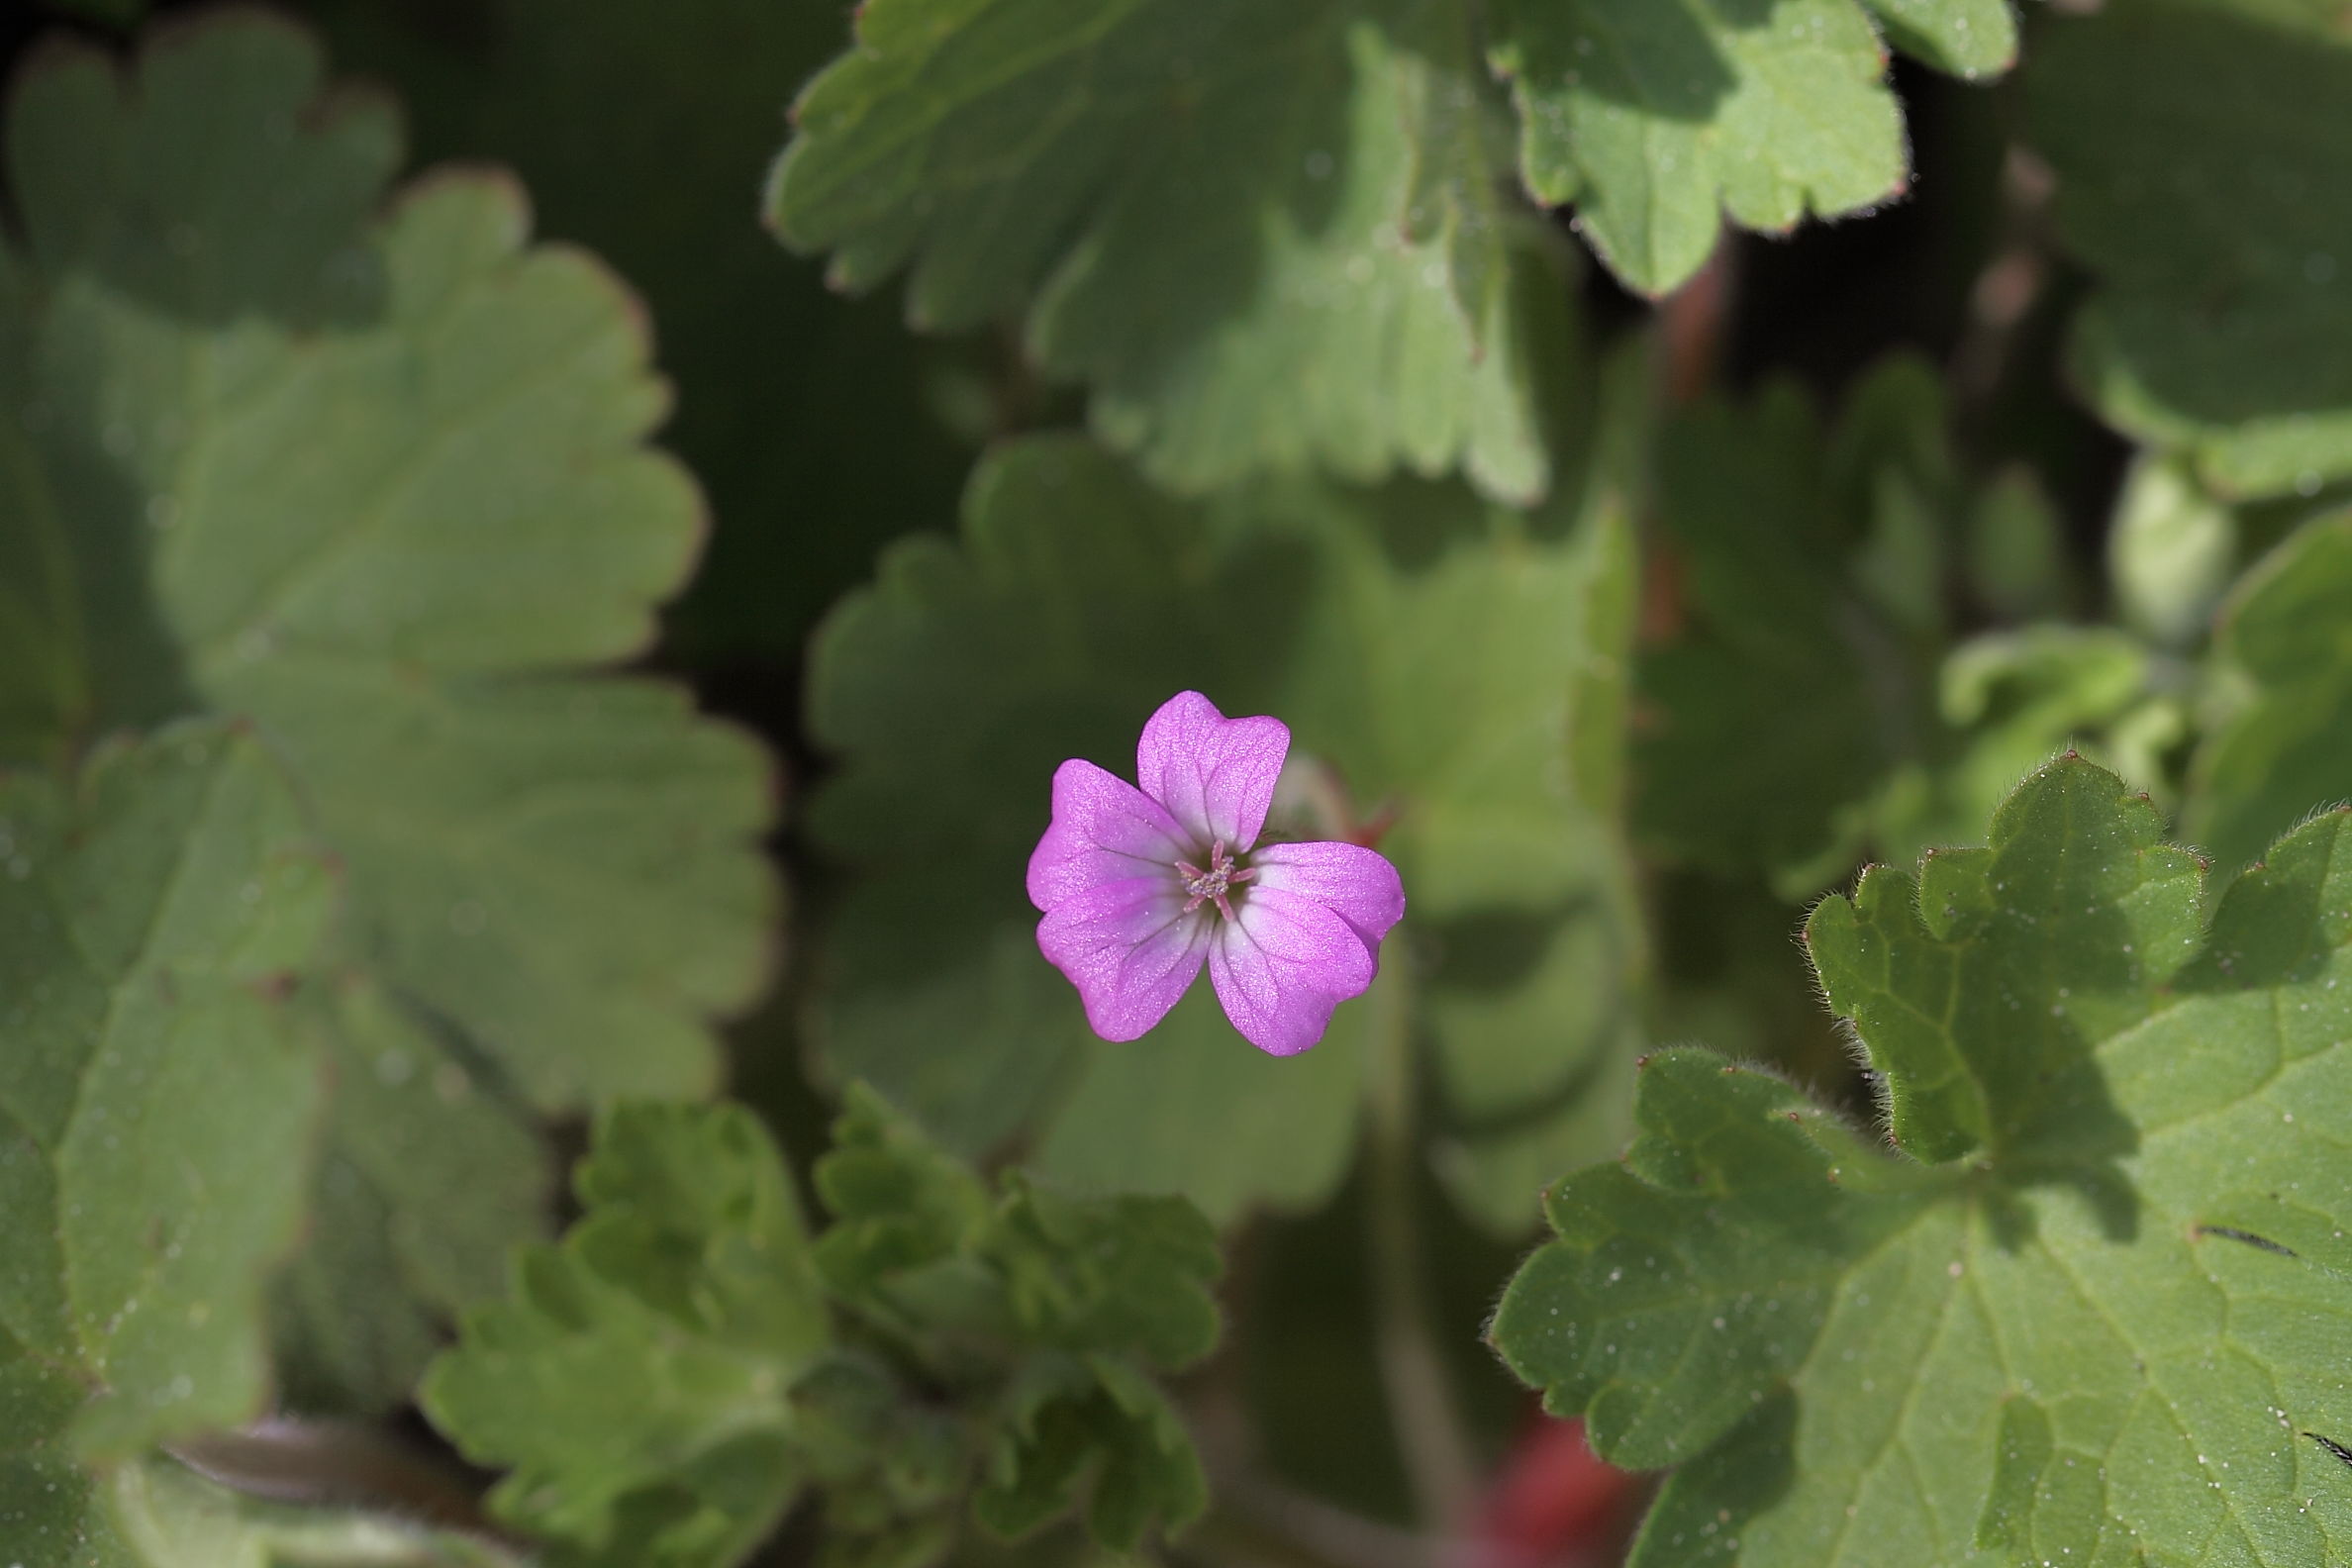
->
[4, 0, 2351, 1564]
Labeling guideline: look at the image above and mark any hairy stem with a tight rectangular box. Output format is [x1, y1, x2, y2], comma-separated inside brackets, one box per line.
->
[1361, 955, 1479, 1544]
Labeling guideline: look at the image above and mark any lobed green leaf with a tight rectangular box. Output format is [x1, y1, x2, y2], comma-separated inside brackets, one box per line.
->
[425, 1103, 827, 1567]
[769, 0, 1577, 502]
[1496, 757, 2352, 1564]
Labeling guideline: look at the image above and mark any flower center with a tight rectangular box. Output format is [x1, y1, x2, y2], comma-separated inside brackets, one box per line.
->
[1175, 838, 1255, 923]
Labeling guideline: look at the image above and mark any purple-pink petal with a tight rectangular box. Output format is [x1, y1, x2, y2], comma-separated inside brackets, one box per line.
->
[1036, 877, 1213, 1041]
[1208, 886, 1378, 1056]
[1135, 691, 1289, 851]
[1247, 840, 1406, 950]
[1027, 758, 1191, 913]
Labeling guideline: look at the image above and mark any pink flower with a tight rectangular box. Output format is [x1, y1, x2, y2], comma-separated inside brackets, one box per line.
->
[1027, 692, 1405, 1056]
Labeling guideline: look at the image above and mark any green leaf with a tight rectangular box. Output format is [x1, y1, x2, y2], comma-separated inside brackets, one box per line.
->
[2108, 454, 2239, 647]
[0, 11, 778, 1406]
[2186, 510, 2352, 871]
[769, 0, 1578, 503]
[0, 8, 777, 1111]
[270, 981, 549, 1414]
[805, 435, 1641, 1231]
[0, 722, 331, 1461]
[430, 1088, 1220, 1567]
[1494, 757, 2352, 1565]
[973, 1354, 1205, 1552]
[810, 1087, 1217, 1555]
[2029, 0, 2352, 497]
[296, 0, 971, 660]
[1637, 358, 2170, 899]
[424, 1102, 828, 1568]
[1489, 0, 2010, 296]
[814, 1087, 1222, 1373]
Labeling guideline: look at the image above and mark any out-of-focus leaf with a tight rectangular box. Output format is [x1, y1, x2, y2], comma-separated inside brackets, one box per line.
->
[1637, 356, 2168, 899]
[770, 0, 1578, 504]
[0, 9, 776, 1110]
[1638, 360, 1960, 894]
[425, 1103, 827, 1568]
[0, 722, 330, 1463]
[805, 433, 1641, 1232]
[2108, 454, 2239, 646]
[0, 13, 779, 1405]
[1964, 466, 2073, 623]
[2030, 0, 2352, 497]
[1489, 0, 2012, 296]
[270, 981, 548, 1414]
[1496, 759, 2352, 1565]
[297, 0, 969, 659]
[2186, 510, 2352, 870]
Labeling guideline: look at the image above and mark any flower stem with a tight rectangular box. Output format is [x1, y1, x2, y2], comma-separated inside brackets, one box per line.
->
[1361, 954, 1479, 1542]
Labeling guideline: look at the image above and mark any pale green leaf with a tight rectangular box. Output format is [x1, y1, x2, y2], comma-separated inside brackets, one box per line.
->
[0, 11, 778, 1114]
[1495, 758, 2352, 1565]
[424, 1103, 826, 1568]
[2107, 453, 2240, 647]
[0, 10, 777, 1418]
[806, 437, 1640, 1231]
[2029, 0, 2352, 497]
[769, 0, 1577, 502]
[1489, 0, 1985, 295]
[2186, 510, 2352, 871]
[0, 722, 332, 1459]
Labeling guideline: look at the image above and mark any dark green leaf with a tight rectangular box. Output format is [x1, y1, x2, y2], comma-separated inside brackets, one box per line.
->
[1637, 358, 2169, 898]
[2030, 0, 2352, 496]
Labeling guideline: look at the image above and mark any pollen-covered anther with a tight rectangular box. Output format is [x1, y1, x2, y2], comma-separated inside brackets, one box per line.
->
[1176, 838, 1254, 921]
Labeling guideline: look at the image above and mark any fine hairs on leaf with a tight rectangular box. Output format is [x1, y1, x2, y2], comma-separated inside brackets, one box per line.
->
[1494, 756, 2352, 1565]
